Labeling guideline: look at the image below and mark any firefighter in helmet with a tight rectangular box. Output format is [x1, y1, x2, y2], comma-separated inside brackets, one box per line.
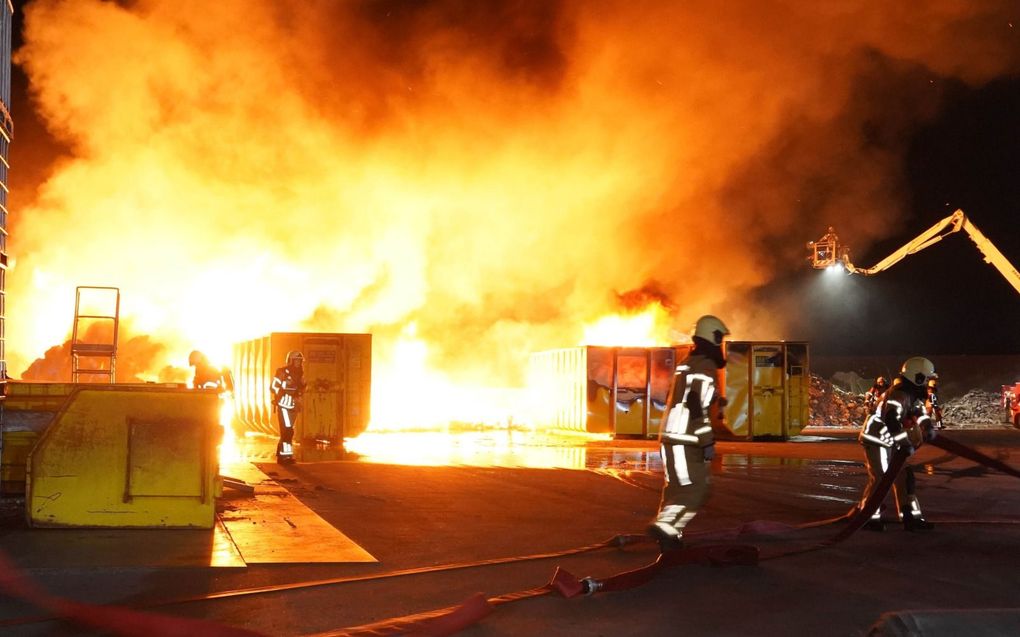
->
[189, 350, 233, 392]
[271, 350, 306, 464]
[648, 314, 730, 551]
[858, 356, 938, 531]
[863, 376, 889, 414]
[926, 375, 944, 429]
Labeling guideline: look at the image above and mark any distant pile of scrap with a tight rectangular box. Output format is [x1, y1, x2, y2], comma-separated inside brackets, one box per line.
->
[942, 389, 1003, 426]
[809, 374, 867, 428]
[808, 375, 1006, 429]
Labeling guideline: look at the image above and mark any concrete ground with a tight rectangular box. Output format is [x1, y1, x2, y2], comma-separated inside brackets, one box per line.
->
[2, 427, 1020, 636]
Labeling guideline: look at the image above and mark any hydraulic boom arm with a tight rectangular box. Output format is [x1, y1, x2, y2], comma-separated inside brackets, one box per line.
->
[811, 209, 1020, 295]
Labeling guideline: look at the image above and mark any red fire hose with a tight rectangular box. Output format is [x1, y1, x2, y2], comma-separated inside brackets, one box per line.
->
[0, 433, 1015, 637]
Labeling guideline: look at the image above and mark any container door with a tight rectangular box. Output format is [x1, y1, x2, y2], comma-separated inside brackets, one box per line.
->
[784, 343, 808, 437]
[585, 347, 614, 434]
[646, 348, 678, 438]
[302, 337, 343, 444]
[611, 349, 652, 437]
[723, 343, 751, 439]
[751, 345, 785, 438]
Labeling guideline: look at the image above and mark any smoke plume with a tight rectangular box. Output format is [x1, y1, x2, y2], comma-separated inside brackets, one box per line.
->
[8, 1, 1019, 407]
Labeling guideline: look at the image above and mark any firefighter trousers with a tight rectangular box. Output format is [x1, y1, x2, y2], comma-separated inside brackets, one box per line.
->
[655, 442, 711, 534]
[277, 406, 297, 460]
[862, 443, 922, 519]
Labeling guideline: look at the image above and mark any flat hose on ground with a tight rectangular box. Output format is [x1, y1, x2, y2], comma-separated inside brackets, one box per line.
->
[0, 434, 1016, 637]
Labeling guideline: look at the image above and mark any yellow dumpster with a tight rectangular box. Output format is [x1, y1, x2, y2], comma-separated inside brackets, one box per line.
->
[1, 382, 76, 496]
[26, 385, 221, 528]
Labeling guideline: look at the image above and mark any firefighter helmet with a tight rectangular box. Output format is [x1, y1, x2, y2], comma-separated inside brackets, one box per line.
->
[188, 350, 205, 367]
[901, 357, 936, 386]
[693, 315, 730, 345]
[286, 350, 304, 366]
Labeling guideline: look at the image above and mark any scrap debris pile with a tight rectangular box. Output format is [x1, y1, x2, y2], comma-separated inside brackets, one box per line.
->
[810, 375, 1007, 428]
[941, 390, 1004, 426]
[809, 374, 867, 428]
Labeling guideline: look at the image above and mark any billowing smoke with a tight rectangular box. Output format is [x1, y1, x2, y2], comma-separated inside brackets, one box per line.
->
[8, 1, 1019, 411]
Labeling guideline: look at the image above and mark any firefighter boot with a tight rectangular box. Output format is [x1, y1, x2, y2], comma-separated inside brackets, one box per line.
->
[648, 506, 685, 552]
[903, 511, 935, 531]
[862, 502, 885, 531]
[902, 495, 933, 531]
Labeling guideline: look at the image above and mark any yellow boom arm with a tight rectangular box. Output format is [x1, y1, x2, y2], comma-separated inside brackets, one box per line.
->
[840, 209, 1020, 295]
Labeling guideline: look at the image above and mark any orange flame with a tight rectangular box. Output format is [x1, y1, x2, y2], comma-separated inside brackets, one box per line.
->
[9, 1, 1018, 437]
[580, 303, 673, 347]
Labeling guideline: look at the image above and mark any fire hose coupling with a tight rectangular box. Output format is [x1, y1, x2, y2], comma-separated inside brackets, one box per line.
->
[610, 533, 641, 547]
[580, 577, 602, 596]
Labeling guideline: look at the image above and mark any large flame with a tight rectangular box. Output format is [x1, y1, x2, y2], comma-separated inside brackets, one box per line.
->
[580, 303, 673, 347]
[8, 1, 1020, 432]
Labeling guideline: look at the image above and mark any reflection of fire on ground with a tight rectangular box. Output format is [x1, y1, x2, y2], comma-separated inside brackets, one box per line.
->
[344, 430, 612, 470]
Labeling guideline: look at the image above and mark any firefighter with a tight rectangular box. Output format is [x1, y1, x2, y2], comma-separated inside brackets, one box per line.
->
[189, 350, 233, 392]
[858, 356, 938, 532]
[648, 314, 730, 551]
[926, 375, 944, 429]
[863, 376, 889, 414]
[271, 350, 306, 464]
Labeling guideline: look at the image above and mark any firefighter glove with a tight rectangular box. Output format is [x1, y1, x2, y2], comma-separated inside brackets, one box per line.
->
[702, 442, 715, 461]
[894, 438, 915, 457]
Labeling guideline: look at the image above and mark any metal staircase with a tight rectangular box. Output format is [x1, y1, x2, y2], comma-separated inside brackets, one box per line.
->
[71, 286, 120, 383]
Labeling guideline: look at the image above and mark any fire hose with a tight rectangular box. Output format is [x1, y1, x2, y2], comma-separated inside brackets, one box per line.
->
[0, 433, 1016, 637]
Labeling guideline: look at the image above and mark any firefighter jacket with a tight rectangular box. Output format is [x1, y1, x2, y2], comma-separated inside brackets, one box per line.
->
[863, 387, 884, 414]
[859, 379, 934, 452]
[271, 366, 306, 410]
[661, 353, 720, 448]
[194, 362, 232, 391]
[926, 391, 943, 428]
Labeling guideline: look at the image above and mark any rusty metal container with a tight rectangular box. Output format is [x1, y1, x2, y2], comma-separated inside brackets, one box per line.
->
[232, 333, 372, 452]
[530, 341, 809, 441]
[527, 346, 687, 438]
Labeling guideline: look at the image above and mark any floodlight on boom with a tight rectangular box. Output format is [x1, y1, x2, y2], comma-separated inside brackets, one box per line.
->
[806, 210, 1020, 296]
[807, 226, 851, 271]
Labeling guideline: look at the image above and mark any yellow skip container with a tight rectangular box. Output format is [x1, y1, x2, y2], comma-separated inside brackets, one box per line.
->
[26, 385, 221, 528]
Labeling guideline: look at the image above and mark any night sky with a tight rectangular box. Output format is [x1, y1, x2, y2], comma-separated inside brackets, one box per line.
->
[6, 2, 1020, 359]
[775, 76, 1020, 356]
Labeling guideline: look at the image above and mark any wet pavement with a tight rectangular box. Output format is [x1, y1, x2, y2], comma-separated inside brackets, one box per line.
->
[2, 428, 1020, 636]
